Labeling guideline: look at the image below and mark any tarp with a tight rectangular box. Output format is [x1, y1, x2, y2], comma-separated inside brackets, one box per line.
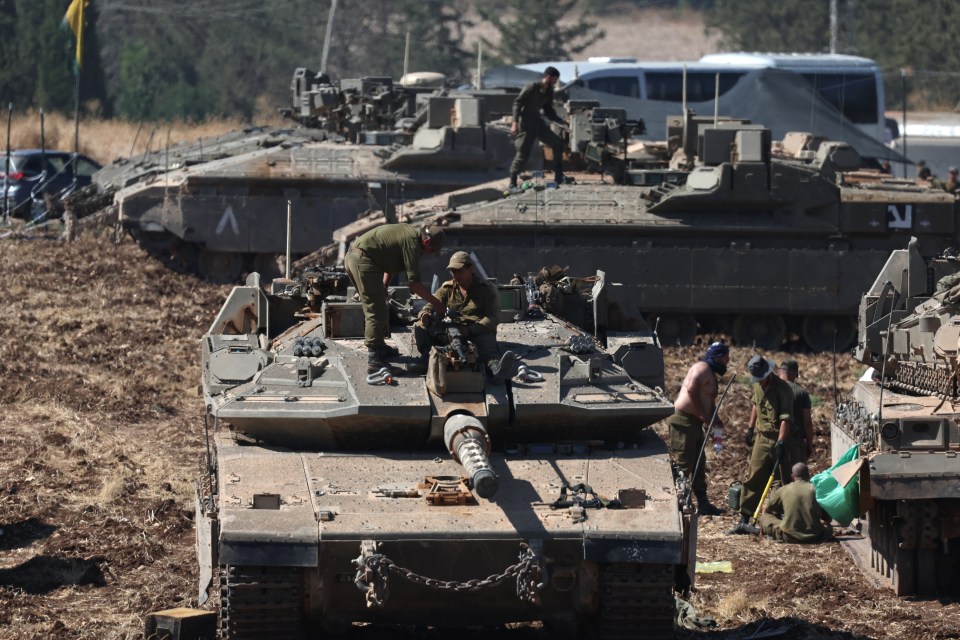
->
[485, 65, 904, 162]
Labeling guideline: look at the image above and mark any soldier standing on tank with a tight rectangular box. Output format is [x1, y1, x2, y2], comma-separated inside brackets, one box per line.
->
[509, 66, 568, 191]
[666, 341, 729, 516]
[345, 223, 447, 374]
[728, 355, 794, 535]
[777, 359, 815, 463]
[413, 251, 519, 381]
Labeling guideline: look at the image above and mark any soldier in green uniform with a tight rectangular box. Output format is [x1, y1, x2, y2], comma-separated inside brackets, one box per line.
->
[728, 355, 795, 534]
[778, 359, 815, 463]
[509, 66, 567, 190]
[414, 251, 519, 381]
[344, 223, 447, 373]
[757, 462, 832, 543]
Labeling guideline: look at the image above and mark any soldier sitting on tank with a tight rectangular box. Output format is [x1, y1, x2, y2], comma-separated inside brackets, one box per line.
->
[345, 223, 447, 374]
[413, 251, 519, 382]
[744, 462, 833, 543]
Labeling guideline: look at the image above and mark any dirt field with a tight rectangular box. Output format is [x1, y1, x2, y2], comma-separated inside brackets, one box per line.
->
[0, 230, 957, 640]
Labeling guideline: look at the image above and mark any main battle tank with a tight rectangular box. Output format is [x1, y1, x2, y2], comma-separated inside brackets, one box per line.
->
[831, 238, 960, 596]
[195, 264, 692, 638]
[105, 70, 516, 282]
[330, 106, 960, 351]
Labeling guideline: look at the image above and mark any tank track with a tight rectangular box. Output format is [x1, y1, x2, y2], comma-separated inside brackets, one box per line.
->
[220, 565, 305, 640]
[595, 562, 675, 640]
[869, 499, 960, 596]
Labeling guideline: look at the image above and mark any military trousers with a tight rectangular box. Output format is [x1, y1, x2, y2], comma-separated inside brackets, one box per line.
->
[738, 431, 794, 518]
[510, 123, 564, 177]
[344, 251, 388, 349]
[666, 411, 707, 494]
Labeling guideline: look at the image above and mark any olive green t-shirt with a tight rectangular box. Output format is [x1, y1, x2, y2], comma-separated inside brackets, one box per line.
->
[751, 375, 794, 436]
[354, 223, 423, 283]
[423, 277, 500, 337]
[767, 479, 829, 543]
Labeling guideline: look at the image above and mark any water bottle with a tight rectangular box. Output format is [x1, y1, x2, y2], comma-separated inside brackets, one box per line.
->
[712, 426, 723, 453]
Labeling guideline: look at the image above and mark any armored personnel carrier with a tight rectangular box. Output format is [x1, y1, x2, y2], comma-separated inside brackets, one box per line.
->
[106, 70, 516, 282]
[195, 264, 692, 638]
[831, 238, 960, 595]
[332, 107, 959, 350]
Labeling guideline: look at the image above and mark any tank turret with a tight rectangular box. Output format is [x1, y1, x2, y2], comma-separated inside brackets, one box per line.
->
[328, 106, 959, 351]
[195, 264, 690, 638]
[99, 69, 518, 283]
[831, 237, 960, 595]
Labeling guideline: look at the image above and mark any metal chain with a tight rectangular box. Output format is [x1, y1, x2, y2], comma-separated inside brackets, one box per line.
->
[353, 542, 542, 607]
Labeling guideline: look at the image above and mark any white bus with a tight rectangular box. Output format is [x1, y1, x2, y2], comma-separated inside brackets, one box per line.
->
[517, 53, 888, 142]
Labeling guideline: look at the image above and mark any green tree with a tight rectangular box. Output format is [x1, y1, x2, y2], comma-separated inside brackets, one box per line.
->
[706, 0, 828, 52]
[475, 0, 606, 65]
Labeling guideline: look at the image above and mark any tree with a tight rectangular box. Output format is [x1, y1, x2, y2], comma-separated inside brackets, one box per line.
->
[475, 0, 606, 65]
[706, 0, 828, 52]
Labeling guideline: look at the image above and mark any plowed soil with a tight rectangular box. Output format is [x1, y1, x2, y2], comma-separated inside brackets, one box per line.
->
[0, 231, 957, 639]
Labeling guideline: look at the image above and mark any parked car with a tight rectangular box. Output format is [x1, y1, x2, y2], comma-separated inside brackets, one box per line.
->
[1, 150, 101, 220]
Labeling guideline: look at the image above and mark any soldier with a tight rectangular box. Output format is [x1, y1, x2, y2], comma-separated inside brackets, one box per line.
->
[345, 223, 447, 374]
[414, 251, 519, 381]
[944, 167, 960, 195]
[509, 66, 567, 190]
[728, 355, 794, 534]
[755, 462, 832, 543]
[666, 341, 730, 516]
[777, 359, 815, 463]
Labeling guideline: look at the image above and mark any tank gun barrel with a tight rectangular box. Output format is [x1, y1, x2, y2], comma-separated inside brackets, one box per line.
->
[443, 414, 498, 499]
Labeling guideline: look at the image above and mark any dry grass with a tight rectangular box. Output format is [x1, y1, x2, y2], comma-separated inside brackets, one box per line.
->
[7, 109, 286, 166]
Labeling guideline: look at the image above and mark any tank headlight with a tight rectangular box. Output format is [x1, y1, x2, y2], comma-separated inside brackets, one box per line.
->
[881, 422, 900, 440]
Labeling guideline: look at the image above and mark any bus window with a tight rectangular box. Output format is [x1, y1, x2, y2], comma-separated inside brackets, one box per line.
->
[801, 72, 878, 125]
[645, 71, 742, 102]
[586, 76, 640, 98]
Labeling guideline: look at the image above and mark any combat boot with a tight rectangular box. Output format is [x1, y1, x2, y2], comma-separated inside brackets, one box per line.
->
[378, 344, 400, 359]
[695, 490, 724, 516]
[489, 351, 520, 383]
[367, 348, 388, 375]
[406, 353, 429, 375]
[553, 161, 564, 187]
[725, 513, 752, 535]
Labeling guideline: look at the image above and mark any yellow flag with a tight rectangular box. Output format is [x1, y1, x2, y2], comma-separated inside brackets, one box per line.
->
[64, 0, 89, 68]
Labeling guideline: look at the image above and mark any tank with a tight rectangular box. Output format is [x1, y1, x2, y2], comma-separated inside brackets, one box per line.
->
[104, 70, 517, 282]
[327, 106, 960, 351]
[831, 237, 960, 595]
[194, 264, 693, 639]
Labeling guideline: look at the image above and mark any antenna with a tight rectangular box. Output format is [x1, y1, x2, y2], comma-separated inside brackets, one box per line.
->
[403, 30, 411, 79]
[320, 0, 338, 75]
[713, 72, 720, 126]
[285, 200, 292, 279]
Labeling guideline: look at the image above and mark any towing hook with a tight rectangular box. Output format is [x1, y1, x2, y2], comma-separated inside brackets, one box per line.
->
[366, 367, 393, 385]
[516, 364, 544, 382]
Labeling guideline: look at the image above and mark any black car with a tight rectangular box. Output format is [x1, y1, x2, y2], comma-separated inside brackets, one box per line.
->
[1, 149, 101, 220]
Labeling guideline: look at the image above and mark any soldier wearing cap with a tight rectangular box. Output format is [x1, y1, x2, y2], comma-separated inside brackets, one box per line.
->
[415, 251, 519, 381]
[665, 341, 730, 516]
[345, 223, 447, 373]
[728, 354, 795, 534]
[777, 359, 815, 463]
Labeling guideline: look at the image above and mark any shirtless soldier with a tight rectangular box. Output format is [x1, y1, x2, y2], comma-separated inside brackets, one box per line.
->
[666, 342, 729, 515]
